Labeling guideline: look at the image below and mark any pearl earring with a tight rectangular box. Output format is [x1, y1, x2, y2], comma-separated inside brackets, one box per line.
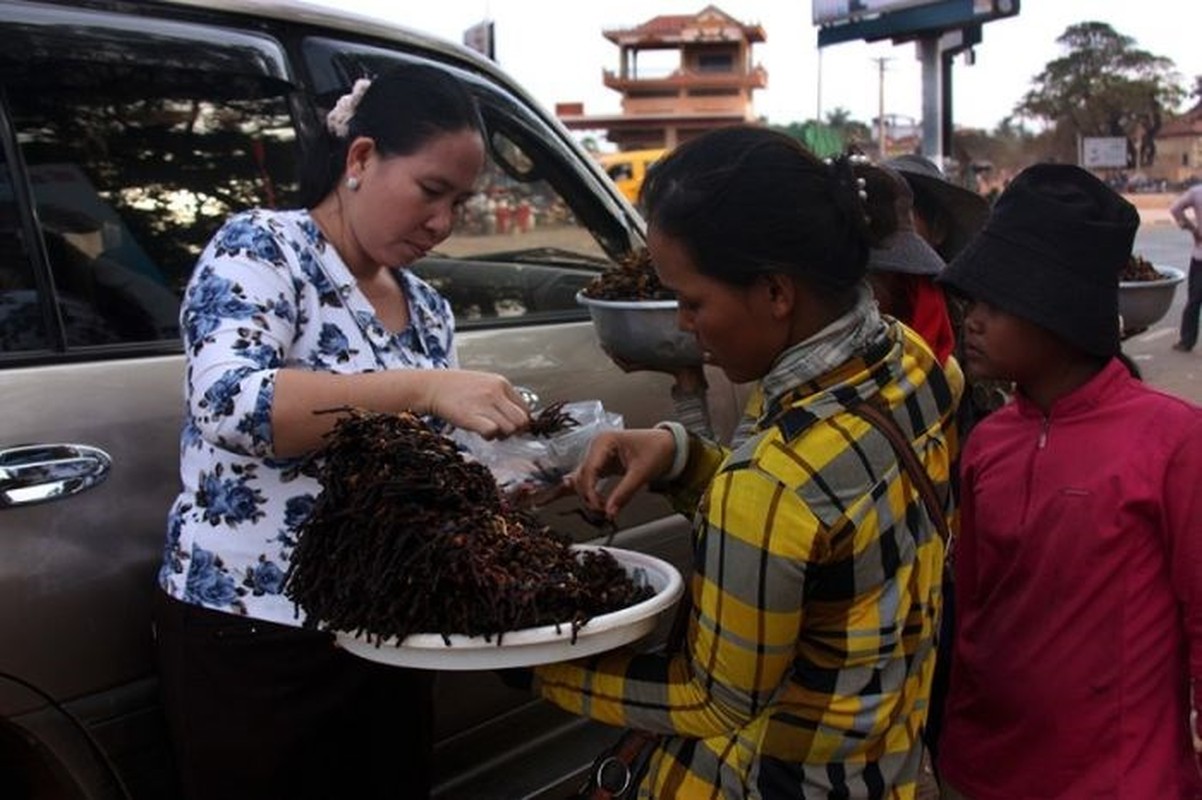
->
[346, 176, 360, 191]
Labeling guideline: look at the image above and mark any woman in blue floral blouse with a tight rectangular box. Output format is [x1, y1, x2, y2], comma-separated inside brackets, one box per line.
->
[152, 64, 530, 800]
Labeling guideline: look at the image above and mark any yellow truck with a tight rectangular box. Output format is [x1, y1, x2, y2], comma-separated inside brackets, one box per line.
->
[598, 147, 668, 204]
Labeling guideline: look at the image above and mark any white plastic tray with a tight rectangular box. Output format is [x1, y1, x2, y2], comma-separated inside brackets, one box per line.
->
[333, 545, 684, 670]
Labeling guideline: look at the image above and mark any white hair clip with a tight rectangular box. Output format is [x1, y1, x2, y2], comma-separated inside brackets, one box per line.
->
[326, 78, 372, 138]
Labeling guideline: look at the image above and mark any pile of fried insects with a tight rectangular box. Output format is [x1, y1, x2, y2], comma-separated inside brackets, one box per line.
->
[283, 407, 652, 646]
[580, 248, 674, 301]
[1120, 253, 1164, 282]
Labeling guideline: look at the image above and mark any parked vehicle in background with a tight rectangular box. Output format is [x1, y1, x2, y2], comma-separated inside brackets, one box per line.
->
[598, 147, 669, 204]
[0, 2, 741, 797]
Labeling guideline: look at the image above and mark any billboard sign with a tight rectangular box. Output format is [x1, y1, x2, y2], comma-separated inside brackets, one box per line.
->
[814, 0, 941, 26]
[815, 0, 1018, 46]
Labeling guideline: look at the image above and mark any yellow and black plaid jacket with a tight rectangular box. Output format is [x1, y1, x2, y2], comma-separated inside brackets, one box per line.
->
[537, 322, 959, 799]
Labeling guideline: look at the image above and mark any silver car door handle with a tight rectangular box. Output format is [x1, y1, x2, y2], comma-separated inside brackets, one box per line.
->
[0, 444, 113, 508]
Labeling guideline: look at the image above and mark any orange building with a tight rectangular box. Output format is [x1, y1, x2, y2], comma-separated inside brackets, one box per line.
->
[556, 5, 767, 152]
[1150, 101, 1202, 185]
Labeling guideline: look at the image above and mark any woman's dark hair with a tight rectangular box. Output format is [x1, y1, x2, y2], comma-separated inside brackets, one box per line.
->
[299, 62, 485, 208]
[638, 126, 872, 296]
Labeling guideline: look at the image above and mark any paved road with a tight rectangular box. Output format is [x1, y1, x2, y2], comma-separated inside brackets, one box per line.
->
[1124, 222, 1198, 402]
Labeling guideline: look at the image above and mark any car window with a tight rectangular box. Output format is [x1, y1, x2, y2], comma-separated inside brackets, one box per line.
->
[607, 162, 634, 182]
[0, 51, 300, 352]
[415, 128, 613, 324]
[0, 156, 52, 352]
[300, 37, 641, 328]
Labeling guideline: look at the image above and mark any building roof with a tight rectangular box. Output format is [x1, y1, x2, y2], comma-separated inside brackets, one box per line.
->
[1159, 101, 1202, 139]
[603, 5, 765, 46]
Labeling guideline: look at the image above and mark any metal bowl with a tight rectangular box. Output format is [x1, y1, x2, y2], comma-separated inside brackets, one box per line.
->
[576, 291, 703, 368]
[1119, 265, 1185, 334]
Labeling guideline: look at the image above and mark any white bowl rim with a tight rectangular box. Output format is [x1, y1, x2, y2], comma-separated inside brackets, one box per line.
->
[575, 290, 679, 310]
[335, 545, 684, 652]
[1120, 264, 1185, 287]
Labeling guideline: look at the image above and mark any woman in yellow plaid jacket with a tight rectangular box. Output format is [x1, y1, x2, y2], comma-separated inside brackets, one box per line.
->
[535, 127, 960, 799]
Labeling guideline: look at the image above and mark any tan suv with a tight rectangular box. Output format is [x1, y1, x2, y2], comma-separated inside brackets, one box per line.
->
[0, 1, 742, 797]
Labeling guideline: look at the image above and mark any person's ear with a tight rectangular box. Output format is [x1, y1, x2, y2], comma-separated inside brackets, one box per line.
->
[344, 136, 376, 183]
[759, 273, 796, 319]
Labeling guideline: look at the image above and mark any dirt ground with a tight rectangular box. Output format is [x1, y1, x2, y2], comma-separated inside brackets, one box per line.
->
[1123, 192, 1178, 226]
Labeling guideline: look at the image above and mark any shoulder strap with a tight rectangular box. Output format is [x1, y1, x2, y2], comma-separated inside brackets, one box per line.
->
[847, 400, 951, 544]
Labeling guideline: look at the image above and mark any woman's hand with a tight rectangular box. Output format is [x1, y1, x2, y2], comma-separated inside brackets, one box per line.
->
[424, 369, 531, 439]
[569, 428, 676, 520]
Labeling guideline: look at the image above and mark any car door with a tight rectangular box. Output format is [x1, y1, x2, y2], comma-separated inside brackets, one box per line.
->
[0, 3, 301, 796]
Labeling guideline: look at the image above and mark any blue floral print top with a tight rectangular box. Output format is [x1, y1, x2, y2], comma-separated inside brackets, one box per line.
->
[158, 208, 456, 625]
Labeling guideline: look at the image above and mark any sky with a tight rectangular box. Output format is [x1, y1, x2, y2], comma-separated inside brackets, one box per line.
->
[298, 1, 1201, 136]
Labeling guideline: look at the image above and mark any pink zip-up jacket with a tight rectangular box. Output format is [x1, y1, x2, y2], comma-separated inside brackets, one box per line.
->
[939, 358, 1202, 799]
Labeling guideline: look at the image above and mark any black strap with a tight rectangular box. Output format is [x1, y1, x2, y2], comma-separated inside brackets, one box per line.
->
[847, 400, 951, 545]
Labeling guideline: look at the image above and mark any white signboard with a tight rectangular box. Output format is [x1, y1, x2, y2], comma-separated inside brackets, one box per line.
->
[1080, 137, 1129, 169]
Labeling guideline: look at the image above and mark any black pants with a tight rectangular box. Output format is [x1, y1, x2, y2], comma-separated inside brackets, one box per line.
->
[152, 591, 434, 800]
[1180, 257, 1202, 349]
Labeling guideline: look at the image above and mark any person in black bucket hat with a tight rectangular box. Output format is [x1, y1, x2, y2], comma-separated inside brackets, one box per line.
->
[937, 162, 1138, 359]
[863, 163, 957, 367]
[934, 162, 1202, 800]
[885, 153, 989, 261]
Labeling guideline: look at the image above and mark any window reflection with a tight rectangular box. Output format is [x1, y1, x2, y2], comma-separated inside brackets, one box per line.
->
[0, 166, 51, 352]
[3, 60, 299, 348]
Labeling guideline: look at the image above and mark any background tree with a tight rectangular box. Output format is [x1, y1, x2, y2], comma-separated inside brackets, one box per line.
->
[1013, 21, 1185, 167]
[771, 107, 873, 159]
[952, 116, 1041, 192]
[823, 107, 873, 151]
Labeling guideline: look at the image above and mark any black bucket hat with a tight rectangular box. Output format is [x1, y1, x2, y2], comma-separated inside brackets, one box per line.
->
[885, 154, 989, 260]
[937, 163, 1139, 358]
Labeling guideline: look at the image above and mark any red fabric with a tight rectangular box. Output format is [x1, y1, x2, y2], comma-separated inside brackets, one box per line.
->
[938, 359, 1202, 799]
[904, 276, 955, 364]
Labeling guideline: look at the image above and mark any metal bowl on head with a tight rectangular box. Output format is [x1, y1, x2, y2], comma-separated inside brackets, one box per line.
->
[1119, 265, 1185, 335]
[576, 291, 703, 368]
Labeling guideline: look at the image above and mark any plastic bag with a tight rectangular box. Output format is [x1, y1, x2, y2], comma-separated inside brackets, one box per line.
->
[450, 400, 623, 498]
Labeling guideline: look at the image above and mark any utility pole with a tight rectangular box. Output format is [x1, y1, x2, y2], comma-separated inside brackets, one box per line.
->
[816, 46, 823, 121]
[873, 56, 892, 159]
